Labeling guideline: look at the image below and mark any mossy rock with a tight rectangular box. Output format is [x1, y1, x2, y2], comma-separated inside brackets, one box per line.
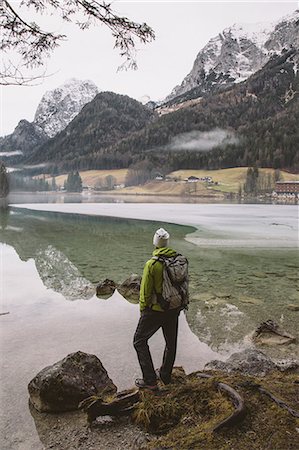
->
[203, 299, 227, 309]
[287, 304, 299, 311]
[251, 272, 267, 279]
[213, 291, 231, 299]
[286, 275, 299, 281]
[239, 295, 262, 305]
[192, 292, 215, 302]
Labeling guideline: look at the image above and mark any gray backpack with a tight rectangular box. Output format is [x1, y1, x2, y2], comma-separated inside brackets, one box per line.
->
[153, 254, 189, 310]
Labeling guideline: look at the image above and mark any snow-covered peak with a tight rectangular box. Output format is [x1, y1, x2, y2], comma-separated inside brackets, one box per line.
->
[34, 79, 99, 137]
[165, 9, 298, 104]
[224, 21, 273, 47]
[277, 9, 299, 24]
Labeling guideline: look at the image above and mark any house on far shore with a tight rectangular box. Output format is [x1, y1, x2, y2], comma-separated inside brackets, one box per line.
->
[187, 176, 200, 183]
[274, 181, 299, 195]
[273, 181, 299, 202]
[186, 176, 214, 183]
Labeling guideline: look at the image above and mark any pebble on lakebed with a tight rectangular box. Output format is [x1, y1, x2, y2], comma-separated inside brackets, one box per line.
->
[287, 304, 299, 311]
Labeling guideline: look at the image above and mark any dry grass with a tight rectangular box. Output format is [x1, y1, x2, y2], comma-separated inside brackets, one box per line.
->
[132, 370, 299, 450]
[109, 181, 224, 197]
[40, 167, 299, 194]
[48, 169, 128, 188]
[169, 168, 299, 193]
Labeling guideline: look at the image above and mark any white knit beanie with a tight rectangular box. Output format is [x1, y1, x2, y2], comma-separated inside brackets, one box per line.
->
[153, 228, 170, 248]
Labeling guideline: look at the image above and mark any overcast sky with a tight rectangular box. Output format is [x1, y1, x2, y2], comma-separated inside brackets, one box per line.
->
[1, 1, 297, 136]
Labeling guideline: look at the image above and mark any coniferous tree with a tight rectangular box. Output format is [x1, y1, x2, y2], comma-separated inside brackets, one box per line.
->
[51, 177, 57, 191]
[0, 162, 9, 198]
[244, 167, 259, 195]
[105, 175, 116, 190]
[64, 171, 83, 192]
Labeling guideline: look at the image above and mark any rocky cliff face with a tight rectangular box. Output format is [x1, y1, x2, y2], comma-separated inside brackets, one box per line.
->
[0, 79, 99, 160]
[27, 91, 155, 170]
[165, 10, 299, 104]
[34, 78, 99, 137]
[0, 119, 48, 157]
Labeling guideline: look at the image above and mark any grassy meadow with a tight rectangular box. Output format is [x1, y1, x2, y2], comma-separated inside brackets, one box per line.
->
[44, 167, 299, 196]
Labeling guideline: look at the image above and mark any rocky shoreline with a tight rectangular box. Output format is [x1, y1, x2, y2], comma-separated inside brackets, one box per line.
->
[27, 346, 299, 450]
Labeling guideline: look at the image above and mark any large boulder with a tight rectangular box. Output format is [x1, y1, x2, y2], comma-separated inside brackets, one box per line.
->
[205, 349, 277, 376]
[118, 274, 141, 303]
[28, 351, 117, 412]
[96, 279, 117, 297]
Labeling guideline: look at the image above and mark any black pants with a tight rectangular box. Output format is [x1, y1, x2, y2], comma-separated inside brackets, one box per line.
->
[133, 307, 180, 384]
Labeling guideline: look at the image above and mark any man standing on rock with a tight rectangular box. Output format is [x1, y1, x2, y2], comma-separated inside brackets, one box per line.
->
[133, 228, 189, 391]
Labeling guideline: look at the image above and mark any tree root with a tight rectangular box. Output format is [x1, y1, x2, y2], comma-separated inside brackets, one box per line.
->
[79, 388, 140, 425]
[194, 372, 246, 431]
[79, 373, 299, 432]
[238, 380, 299, 418]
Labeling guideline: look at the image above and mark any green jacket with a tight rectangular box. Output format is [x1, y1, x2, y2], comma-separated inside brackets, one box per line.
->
[139, 247, 177, 312]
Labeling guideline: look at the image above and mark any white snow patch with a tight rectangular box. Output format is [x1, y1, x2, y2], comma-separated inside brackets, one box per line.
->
[34, 78, 99, 138]
[0, 150, 23, 156]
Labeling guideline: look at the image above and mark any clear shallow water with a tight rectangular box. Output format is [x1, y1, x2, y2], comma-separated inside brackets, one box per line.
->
[15, 202, 298, 247]
[0, 203, 298, 449]
[2, 204, 298, 354]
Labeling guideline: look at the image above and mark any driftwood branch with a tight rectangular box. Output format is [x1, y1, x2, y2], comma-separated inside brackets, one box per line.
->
[79, 372, 299, 432]
[194, 372, 246, 431]
[79, 389, 140, 424]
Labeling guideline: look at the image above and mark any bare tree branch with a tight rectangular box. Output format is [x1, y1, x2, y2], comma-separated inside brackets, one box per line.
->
[0, 59, 53, 85]
[0, 0, 155, 84]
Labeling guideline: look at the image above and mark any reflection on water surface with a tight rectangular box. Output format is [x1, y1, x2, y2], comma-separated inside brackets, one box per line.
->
[0, 204, 298, 450]
[1, 206, 298, 358]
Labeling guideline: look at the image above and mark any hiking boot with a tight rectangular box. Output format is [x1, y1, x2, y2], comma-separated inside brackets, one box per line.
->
[135, 378, 159, 391]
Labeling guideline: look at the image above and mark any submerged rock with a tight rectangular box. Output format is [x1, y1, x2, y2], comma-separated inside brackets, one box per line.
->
[118, 274, 141, 302]
[252, 320, 296, 346]
[239, 295, 262, 305]
[287, 304, 299, 311]
[214, 291, 231, 298]
[193, 292, 215, 302]
[252, 272, 267, 279]
[96, 278, 117, 297]
[205, 348, 277, 376]
[28, 351, 116, 412]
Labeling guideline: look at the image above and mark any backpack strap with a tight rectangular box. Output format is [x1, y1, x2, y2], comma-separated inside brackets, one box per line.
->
[151, 256, 168, 309]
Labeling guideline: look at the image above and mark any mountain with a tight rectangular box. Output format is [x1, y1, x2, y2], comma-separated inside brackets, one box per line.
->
[164, 10, 299, 105]
[26, 92, 155, 171]
[7, 12, 298, 174]
[0, 120, 48, 164]
[34, 78, 99, 137]
[0, 79, 98, 161]
[105, 49, 299, 172]
[25, 49, 299, 173]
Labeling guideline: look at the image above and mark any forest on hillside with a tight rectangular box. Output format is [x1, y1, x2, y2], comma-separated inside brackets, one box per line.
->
[23, 50, 299, 176]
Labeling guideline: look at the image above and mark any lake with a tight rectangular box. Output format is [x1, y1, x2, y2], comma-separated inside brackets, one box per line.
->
[0, 202, 298, 449]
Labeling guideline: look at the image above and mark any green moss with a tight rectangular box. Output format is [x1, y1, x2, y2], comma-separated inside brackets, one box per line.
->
[132, 370, 299, 450]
